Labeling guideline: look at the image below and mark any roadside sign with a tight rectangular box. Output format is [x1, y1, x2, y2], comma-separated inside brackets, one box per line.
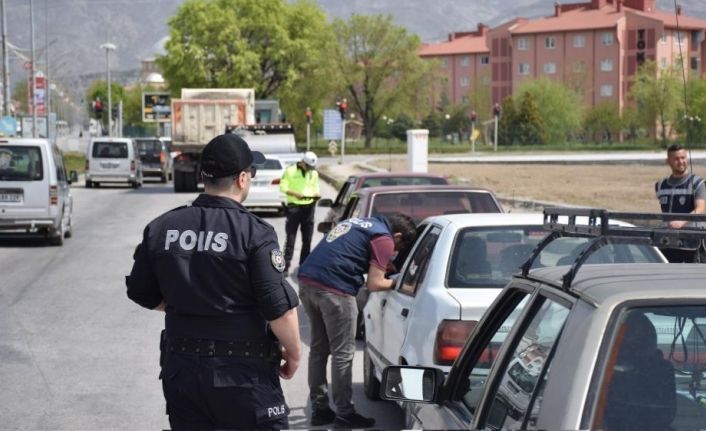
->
[142, 92, 171, 123]
[20, 116, 48, 138]
[0, 116, 17, 137]
[323, 109, 342, 140]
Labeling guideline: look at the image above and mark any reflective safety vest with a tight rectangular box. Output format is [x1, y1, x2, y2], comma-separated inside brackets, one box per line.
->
[279, 164, 320, 205]
[655, 174, 705, 214]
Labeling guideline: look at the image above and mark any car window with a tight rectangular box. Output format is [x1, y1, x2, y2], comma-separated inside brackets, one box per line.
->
[135, 139, 161, 155]
[399, 227, 441, 296]
[55, 149, 66, 182]
[370, 191, 501, 224]
[92, 141, 128, 158]
[448, 226, 546, 288]
[461, 292, 531, 415]
[333, 179, 354, 207]
[485, 298, 570, 430]
[593, 305, 706, 431]
[254, 159, 283, 170]
[536, 236, 663, 267]
[0, 146, 43, 181]
[361, 176, 447, 187]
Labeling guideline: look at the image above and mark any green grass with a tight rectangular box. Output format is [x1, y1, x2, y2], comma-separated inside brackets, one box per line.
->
[63, 152, 86, 174]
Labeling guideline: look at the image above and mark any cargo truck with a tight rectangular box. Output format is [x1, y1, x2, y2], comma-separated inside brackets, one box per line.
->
[171, 88, 297, 193]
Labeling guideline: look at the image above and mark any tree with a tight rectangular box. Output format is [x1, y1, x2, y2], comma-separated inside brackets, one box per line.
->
[516, 92, 546, 145]
[629, 60, 681, 145]
[329, 14, 431, 148]
[12, 81, 28, 114]
[157, 0, 335, 137]
[515, 78, 583, 145]
[583, 102, 622, 143]
[497, 96, 518, 146]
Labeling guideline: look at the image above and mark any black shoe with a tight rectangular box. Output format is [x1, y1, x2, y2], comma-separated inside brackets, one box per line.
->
[310, 407, 336, 426]
[333, 411, 375, 428]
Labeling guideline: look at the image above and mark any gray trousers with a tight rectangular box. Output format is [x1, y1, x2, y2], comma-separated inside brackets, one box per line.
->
[299, 282, 358, 416]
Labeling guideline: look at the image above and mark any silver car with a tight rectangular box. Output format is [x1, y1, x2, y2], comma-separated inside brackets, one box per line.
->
[380, 208, 706, 430]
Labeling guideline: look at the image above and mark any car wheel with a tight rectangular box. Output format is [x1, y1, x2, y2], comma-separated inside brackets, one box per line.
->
[131, 181, 139, 189]
[49, 215, 65, 246]
[355, 311, 365, 340]
[64, 213, 73, 238]
[94, 182, 100, 188]
[363, 348, 380, 400]
[160, 173, 167, 183]
[85, 180, 92, 188]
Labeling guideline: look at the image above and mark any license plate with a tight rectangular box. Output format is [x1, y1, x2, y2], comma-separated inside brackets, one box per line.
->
[100, 161, 120, 169]
[0, 193, 21, 203]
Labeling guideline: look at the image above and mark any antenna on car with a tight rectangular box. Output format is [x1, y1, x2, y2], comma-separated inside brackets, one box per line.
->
[520, 207, 706, 289]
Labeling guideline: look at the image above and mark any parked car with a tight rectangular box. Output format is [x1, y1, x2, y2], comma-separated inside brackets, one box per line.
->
[317, 172, 449, 233]
[0, 138, 77, 245]
[85, 137, 143, 188]
[363, 212, 666, 401]
[134, 137, 171, 183]
[378, 208, 706, 431]
[317, 185, 504, 339]
[243, 155, 286, 214]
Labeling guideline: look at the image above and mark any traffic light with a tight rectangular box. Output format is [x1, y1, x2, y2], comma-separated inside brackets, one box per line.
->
[305, 107, 313, 124]
[470, 110, 477, 123]
[337, 98, 347, 120]
[492, 103, 501, 118]
[92, 98, 103, 119]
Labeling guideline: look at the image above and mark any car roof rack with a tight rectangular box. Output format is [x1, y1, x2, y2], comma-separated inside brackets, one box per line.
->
[520, 207, 706, 290]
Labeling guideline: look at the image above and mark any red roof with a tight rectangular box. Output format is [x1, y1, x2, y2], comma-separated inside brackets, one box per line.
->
[419, 35, 489, 57]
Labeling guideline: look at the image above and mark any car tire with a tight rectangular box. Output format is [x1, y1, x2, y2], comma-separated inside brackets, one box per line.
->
[160, 173, 168, 183]
[363, 348, 380, 400]
[85, 180, 92, 188]
[355, 311, 365, 340]
[49, 216, 65, 246]
[94, 182, 100, 188]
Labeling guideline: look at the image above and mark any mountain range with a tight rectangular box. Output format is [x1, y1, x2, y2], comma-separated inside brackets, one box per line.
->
[3, 0, 706, 98]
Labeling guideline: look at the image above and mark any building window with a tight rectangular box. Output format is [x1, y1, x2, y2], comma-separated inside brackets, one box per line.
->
[545, 36, 556, 49]
[601, 32, 614, 46]
[600, 85, 613, 97]
[441, 57, 449, 68]
[600, 59, 614, 72]
[460, 56, 470, 67]
[460, 76, 470, 87]
[544, 62, 557, 74]
[661, 32, 668, 43]
[675, 56, 684, 70]
[660, 58, 668, 69]
[519, 63, 530, 75]
[676, 31, 687, 45]
[691, 56, 699, 71]
[573, 61, 585, 73]
[574, 34, 585, 48]
[480, 55, 490, 65]
[461, 95, 469, 103]
[518, 37, 529, 50]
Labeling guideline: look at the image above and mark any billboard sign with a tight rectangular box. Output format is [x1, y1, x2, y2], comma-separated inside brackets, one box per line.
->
[323, 109, 342, 140]
[142, 92, 171, 123]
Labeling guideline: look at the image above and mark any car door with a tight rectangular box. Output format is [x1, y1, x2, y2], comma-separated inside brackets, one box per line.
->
[53, 147, 71, 219]
[380, 226, 441, 367]
[409, 287, 534, 429]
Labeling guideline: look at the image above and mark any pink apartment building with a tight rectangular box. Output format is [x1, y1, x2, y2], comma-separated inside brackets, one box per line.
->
[420, 0, 706, 114]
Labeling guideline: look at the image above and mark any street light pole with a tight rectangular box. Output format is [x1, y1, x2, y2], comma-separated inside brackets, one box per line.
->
[0, 0, 10, 116]
[29, 0, 37, 137]
[99, 42, 116, 135]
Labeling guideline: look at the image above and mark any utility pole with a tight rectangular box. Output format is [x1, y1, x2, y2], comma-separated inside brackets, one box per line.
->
[100, 42, 116, 135]
[1, 0, 10, 116]
[30, 0, 37, 137]
[44, 0, 49, 116]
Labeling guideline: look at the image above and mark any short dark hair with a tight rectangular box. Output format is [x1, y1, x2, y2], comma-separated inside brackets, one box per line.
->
[202, 174, 233, 189]
[667, 144, 685, 154]
[387, 213, 417, 250]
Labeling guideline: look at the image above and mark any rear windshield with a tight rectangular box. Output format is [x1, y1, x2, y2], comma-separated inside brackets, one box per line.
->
[93, 141, 129, 158]
[370, 191, 501, 223]
[0, 146, 43, 181]
[254, 159, 283, 170]
[447, 226, 664, 288]
[361, 176, 447, 187]
[135, 139, 161, 154]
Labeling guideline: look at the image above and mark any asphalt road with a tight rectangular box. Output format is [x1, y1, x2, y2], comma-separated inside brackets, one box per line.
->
[0, 176, 403, 429]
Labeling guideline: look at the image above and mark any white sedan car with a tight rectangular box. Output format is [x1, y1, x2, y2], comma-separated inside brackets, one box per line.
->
[243, 155, 287, 214]
[363, 213, 666, 400]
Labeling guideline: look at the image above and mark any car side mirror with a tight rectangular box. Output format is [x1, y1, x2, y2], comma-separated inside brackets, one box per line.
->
[381, 366, 445, 403]
[318, 198, 333, 207]
[317, 221, 333, 233]
[69, 170, 78, 184]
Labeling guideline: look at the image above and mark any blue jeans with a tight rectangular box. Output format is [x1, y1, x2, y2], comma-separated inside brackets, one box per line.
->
[299, 282, 358, 416]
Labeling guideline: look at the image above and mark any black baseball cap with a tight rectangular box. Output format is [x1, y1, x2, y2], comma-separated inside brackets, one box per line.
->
[200, 134, 265, 179]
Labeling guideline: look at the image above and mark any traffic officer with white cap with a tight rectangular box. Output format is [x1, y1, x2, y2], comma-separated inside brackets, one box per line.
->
[126, 133, 302, 430]
[279, 151, 320, 276]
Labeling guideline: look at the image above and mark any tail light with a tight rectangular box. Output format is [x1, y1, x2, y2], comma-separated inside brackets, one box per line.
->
[433, 320, 477, 365]
[160, 151, 166, 166]
[85, 159, 89, 171]
[130, 160, 136, 172]
[49, 185, 58, 206]
[271, 178, 281, 185]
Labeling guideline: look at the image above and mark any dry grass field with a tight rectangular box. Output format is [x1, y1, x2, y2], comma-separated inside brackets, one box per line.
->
[370, 160, 706, 213]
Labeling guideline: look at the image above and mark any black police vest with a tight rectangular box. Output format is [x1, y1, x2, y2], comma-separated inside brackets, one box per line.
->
[298, 216, 392, 296]
[655, 174, 705, 214]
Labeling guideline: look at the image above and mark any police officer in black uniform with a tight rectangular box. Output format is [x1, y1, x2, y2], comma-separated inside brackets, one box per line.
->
[656, 143, 706, 263]
[126, 133, 302, 430]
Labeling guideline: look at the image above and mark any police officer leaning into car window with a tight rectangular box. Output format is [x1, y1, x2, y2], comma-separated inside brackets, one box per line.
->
[126, 133, 302, 430]
[279, 151, 320, 277]
[656, 143, 706, 263]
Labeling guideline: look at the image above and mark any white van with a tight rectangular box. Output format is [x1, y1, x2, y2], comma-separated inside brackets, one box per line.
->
[85, 137, 143, 188]
[0, 138, 76, 245]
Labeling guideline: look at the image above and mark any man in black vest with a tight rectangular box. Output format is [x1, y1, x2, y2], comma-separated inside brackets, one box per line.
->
[655, 144, 706, 262]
